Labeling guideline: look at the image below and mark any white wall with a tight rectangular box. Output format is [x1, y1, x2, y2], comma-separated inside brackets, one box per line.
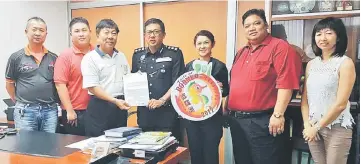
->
[0, 1, 69, 118]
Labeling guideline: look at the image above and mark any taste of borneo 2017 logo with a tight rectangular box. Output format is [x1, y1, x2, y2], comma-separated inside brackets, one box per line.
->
[171, 71, 221, 121]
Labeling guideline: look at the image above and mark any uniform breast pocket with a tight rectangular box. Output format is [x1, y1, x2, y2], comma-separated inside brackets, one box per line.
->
[155, 61, 172, 79]
[250, 61, 271, 81]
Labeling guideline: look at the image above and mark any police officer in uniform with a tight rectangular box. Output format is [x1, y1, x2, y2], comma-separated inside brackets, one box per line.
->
[131, 18, 185, 141]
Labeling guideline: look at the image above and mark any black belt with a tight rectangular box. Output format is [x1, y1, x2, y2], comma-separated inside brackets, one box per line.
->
[26, 102, 57, 108]
[114, 95, 124, 99]
[229, 108, 273, 118]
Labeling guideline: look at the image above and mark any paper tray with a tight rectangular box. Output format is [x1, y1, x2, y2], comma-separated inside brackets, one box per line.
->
[119, 142, 179, 162]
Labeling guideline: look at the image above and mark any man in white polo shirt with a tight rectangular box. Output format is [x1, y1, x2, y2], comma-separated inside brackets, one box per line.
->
[81, 19, 130, 137]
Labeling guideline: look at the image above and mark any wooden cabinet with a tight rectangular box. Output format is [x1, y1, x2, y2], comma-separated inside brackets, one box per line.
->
[268, 3, 360, 164]
[268, 1, 360, 63]
[266, 2, 361, 104]
[270, 1, 360, 20]
[268, 1, 360, 102]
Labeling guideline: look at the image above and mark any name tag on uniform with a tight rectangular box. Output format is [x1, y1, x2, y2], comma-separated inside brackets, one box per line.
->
[156, 57, 172, 63]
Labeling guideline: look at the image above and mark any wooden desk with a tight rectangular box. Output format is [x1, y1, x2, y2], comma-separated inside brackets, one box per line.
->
[0, 147, 188, 164]
[0, 117, 7, 123]
[0, 117, 14, 126]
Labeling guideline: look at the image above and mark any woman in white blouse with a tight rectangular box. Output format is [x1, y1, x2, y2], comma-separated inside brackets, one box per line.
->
[301, 17, 356, 164]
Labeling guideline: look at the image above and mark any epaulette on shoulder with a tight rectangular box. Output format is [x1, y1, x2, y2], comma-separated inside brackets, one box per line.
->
[134, 47, 146, 53]
[165, 45, 180, 52]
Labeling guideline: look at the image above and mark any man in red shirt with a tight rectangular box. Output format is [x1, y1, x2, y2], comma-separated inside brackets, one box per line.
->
[227, 9, 302, 164]
[54, 17, 94, 136]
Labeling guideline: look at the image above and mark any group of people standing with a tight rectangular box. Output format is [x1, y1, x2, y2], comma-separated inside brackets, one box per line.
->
[5, 8, 356, 164]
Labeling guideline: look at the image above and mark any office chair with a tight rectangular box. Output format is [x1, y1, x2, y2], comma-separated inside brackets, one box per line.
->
[3, 99, 15, 128]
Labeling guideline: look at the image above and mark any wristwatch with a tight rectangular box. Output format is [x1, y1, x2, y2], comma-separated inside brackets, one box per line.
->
[273, 112, 283, 118]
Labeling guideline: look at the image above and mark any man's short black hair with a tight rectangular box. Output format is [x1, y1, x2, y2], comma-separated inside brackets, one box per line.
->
[95, 19, 119, 35]
[193, 30, 215, 46]
[26, 16, 47, 30]
[311, 17, 348, 58]
[69, 17, 90, 31]
[242, 9, 268, 25]
[144, 18, 165, 33]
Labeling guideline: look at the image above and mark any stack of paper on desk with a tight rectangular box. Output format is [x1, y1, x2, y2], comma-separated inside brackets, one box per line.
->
[119, 136, 177, 151]
[93, 135, 127, 142]
[127, 132, 171, 145]
[104, 127, 141, 138]
[65, 134, 139, 154]
[65, 138, 95, 154]
[65, 135, 126, 149]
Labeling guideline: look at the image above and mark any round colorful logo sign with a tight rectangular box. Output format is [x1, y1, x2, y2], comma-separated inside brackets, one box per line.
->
[171, 71, 222, 121]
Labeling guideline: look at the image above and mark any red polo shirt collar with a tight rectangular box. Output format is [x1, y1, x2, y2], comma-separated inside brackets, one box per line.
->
[72, 44, 95, 55]
[245, 34, 272, 51]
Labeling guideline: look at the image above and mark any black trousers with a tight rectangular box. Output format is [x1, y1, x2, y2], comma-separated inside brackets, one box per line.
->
[186, 114, 223, 164]
[137, 106, 180, 140]
[85, 96, 127, 137]
[61, 110, 86, 136]
[228, 112, 287, 164]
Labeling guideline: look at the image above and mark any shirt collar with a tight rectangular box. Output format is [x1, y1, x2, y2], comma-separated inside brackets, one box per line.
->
[245, 34, 272, 49]
[146, 44, 165, 56]
[197, 57, 213, 63]
[72, 44, 95, 55]
[24, 44, 48, 56]
[95, 45, 119, 57]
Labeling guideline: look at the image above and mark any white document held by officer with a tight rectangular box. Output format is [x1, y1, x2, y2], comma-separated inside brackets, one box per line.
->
[123, 72, 150, 106]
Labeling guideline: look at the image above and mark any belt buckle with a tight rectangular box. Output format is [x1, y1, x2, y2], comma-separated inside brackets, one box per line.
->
[239, 111, 249, 115]
[231, 111, 238, 117]
[236, 111, 251, 118]
[233, 111, 241, 118]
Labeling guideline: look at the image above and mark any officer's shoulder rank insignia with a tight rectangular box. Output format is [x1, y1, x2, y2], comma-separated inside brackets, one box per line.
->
[134, 47, 146, 53]
[165, 45, 179, 52]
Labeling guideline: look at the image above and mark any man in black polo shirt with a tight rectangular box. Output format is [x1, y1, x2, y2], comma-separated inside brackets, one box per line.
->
[5, 17, 59, 133]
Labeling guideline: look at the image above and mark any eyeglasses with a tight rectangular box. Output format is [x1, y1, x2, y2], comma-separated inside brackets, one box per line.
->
[145, 30, 162, 36]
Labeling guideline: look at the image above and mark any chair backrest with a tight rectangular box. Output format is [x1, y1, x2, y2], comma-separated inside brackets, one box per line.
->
[3, 99, 15, 107]
[3, 99, 15, 122]
[293, 136, 310, 152]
